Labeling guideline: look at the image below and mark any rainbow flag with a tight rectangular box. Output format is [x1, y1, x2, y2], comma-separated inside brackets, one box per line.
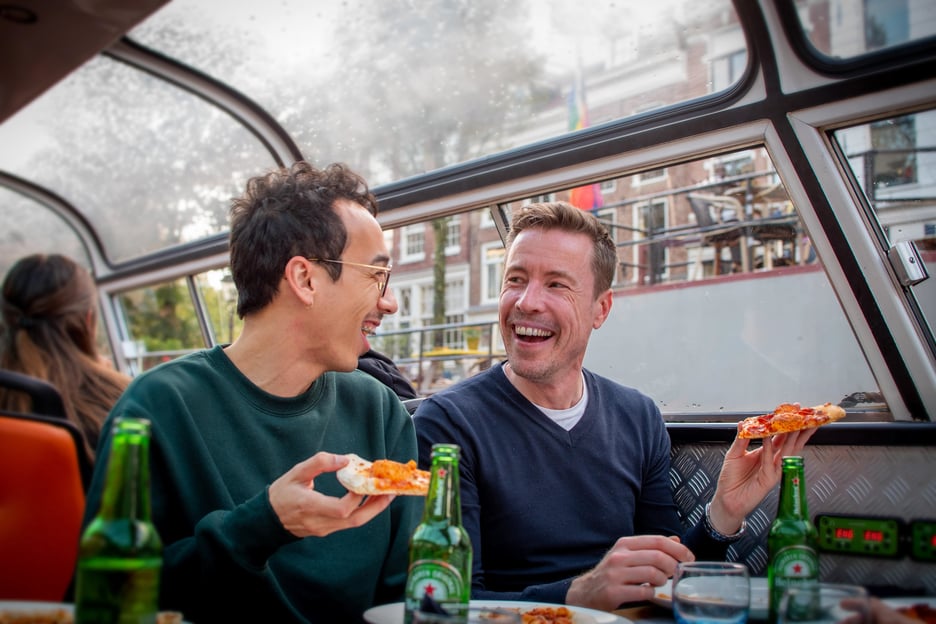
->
[567, 76, 603, 211]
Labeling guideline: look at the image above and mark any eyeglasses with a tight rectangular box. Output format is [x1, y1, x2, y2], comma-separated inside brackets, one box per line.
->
[309, 258, 392, 298]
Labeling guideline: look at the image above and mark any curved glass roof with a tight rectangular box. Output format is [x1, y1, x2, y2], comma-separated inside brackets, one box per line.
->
[130, 0, 735, 189]
[0, 54, 271, 266]
[0, 0, 741, 269]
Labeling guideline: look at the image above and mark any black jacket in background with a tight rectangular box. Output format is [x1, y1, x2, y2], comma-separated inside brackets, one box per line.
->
[357, 349, 418, 400]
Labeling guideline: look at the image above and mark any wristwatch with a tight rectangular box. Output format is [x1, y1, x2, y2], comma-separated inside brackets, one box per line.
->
[704, 502, 747, 542]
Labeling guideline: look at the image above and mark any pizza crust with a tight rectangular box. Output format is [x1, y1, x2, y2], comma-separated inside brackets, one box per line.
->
[336, 453, 429, 496]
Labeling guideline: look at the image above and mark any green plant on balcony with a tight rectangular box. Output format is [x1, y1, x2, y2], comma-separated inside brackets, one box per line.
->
[463, 327, 482, 351]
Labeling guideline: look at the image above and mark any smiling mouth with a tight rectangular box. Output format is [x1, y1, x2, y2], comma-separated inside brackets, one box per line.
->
[514, 324, 554, 342]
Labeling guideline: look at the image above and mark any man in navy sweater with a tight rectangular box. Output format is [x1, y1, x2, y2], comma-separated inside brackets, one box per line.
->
[413, 201, 815, 611]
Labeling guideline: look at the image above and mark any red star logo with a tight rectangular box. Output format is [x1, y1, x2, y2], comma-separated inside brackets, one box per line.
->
[438, 468, 447, 478]
[793, 563, 802, 573]
[424, 583, 437, 597]
[792, 477, 799, 486]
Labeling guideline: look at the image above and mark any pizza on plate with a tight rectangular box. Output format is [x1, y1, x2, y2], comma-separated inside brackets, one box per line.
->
[737, 402, 846, 439]
[336, 453, 430, 496]
[518, 606, 576, 624]
[486, 606, 578, 624]
[897, 603, 936, 624]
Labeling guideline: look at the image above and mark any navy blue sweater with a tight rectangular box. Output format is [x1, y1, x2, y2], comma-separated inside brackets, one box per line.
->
[414, 363, 726, 605]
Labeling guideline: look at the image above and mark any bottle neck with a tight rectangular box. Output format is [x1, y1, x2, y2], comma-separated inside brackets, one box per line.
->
[99, 429, 153, 522]
[777, 463, 809, 520]
[424, 457, 461, 524]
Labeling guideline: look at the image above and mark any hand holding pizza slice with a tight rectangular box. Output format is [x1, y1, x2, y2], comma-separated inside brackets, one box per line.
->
[336, 453, 430, 496]
[737, 402, 846, 439]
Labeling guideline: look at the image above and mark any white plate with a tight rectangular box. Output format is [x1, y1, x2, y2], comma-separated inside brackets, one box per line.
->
[0, 601, 192, 623]
[363, 600, 629, 624]
[650, 577, 770, 620]
[0, 601, 73, 612]
[883, 597, 936, 610]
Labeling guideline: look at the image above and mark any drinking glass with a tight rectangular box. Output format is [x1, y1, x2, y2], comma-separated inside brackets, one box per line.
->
[777, 584, 871, 624]
[412, 606, 522, 623]
[673, 561, 751, 624]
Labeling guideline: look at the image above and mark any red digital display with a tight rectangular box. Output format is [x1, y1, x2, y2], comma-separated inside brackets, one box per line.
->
[835, 528, 854, 540]
[864, 530, 884, 543]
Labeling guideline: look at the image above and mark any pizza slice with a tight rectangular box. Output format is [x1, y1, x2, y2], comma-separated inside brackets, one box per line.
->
[336, 453, 430, 496]
[897, 603, 936, 624]
[737, 402, 846, 439]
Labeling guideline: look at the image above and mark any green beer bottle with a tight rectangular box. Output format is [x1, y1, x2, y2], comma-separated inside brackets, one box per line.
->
[768, 456, 819, 624]
[404, 444, 472, 624]
[76, 417, 163, 624]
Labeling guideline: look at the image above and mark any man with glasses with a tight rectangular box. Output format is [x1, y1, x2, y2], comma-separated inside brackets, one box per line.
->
[311, 257, 418, 399]
[82, 161, 419, 623]
[339, 259, 419, 400]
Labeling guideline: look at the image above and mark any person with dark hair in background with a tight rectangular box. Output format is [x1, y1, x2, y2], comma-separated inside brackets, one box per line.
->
[414, 201, 816, 611]
[358, 347, 418, 400]
[82, 161, 421, 623]
[0, 253, 130, 463]
[356, 288, 417, 399]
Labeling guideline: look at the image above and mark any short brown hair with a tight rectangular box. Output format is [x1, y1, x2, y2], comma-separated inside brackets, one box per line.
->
[506, 201, 616, 297]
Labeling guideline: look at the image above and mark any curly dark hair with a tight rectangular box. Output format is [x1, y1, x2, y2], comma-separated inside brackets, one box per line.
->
[506, 201, 617, 297]
[229, 161, 377, 317]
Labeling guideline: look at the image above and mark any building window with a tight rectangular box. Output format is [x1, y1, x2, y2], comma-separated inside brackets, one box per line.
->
[710, 151, 755, 180]
[864, 0, 909, 51]
[481, 242, 505, 304]
[398, 286, 412, 319]
[631, 199, 669, 285]
[445, 277, 466, 312]
[634, 168, 666, 186]
[400, 224, 425, 263]
[383, 229, 394, 255]
[419, 283, 433, 320]
[525, 192, 555, 205]
[445, 217, 461, 255]
[595, 208, 617, 242]
[871, 114, 917, 187]
[711, 49, 747, 93]
[443, 278, 467, 349]
[480, 208, 495, 228]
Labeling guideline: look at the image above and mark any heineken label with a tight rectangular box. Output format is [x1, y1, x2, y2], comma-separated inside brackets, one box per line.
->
[773, 545, 819, 581]
[772, 545, 821, 622]
[405, 559, 466, 613]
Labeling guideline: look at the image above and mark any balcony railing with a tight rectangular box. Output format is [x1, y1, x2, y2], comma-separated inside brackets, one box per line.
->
[368, 320, 503, 396]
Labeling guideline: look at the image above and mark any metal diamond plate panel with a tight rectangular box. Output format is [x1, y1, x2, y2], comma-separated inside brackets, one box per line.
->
[669, 443, 936, 593]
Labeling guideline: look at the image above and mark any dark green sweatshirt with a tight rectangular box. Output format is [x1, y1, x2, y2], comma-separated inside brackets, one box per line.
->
[82, 346, 421, 623]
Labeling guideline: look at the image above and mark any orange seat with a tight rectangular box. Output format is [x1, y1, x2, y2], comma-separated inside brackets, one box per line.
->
[0, 411, 88, 601]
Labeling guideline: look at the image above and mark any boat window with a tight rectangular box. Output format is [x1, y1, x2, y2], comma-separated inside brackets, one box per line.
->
[371, 150, 885, 420]
[130, 0, 743, 188]
[793, 0, 936, 59]
[0, 187, 89, 277]
[193, 269, 244, 347]
[117, 278, 207, 375]
[0, 56, 272, 265]
[832, 109, 936, 343]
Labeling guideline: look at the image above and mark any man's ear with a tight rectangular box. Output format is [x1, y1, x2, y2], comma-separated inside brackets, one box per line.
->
[593, 289, 613, 330]
[283, 256, 316, 306]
